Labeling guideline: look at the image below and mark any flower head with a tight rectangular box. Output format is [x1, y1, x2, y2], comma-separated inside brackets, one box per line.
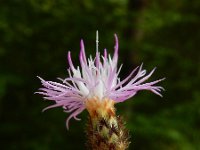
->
[37, 32, 164, 129]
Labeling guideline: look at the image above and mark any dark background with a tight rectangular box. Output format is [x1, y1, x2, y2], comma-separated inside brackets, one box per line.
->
[0, 0, 200, 149]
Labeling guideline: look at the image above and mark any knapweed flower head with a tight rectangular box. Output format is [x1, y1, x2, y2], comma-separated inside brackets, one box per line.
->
[37, 32, 164, 129]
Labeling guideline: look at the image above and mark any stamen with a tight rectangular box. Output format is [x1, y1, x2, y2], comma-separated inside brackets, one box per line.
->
[96, 30, 99, 52]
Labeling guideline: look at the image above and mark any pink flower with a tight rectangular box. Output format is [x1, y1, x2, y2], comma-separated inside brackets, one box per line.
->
[37, 32, 164, 129]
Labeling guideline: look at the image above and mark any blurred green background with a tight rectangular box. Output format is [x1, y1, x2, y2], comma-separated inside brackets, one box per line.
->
[0, 0, 200, 150]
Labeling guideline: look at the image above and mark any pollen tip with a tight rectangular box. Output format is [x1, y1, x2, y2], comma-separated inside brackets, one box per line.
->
[34, 91, 39, 95]
[37, 76, 43, 80]
[42, 108, 47, 112]
[96, 30, 99, 52]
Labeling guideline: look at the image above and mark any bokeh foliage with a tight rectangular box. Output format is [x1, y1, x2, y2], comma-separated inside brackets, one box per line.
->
[0, 0, 200, 149]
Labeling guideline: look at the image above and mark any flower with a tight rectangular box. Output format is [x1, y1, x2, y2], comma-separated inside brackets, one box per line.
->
[37, 32, 164, 129]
